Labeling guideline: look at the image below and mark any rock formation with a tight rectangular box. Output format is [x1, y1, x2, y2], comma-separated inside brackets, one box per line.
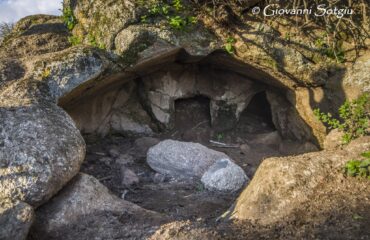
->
[0, 0, 369, 239]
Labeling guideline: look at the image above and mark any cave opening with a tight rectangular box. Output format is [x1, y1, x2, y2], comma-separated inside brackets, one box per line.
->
[59, 51, 320, 223]
[173, 95, 212, 142]
[238, 91, 276, 135]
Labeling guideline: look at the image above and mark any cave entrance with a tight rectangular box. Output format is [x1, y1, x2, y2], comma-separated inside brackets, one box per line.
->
[238, 91, 275, 135]
[59, 51, 320, 224]
[173, 95, 212, 142]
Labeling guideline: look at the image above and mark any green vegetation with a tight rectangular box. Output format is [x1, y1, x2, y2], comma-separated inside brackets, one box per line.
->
[314, 93, 370, 144]
[62, 7, 77, 31]
[196, 183, 205, 192]
[216, 133, 224, 142]
[87, 34, 106, 50]
[224, 37, 236, 55]
[344, 151, 370, 179]
[68, 35, 82, 46]
[41, 68, 51, 79]
[314, 36, 345, 63]
[138, 0, 197, 31]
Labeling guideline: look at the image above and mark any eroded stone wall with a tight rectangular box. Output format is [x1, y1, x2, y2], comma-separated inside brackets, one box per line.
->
[64, 80, 154, 136]
[140, 63, 263, 132]
[62, 61, 318, 145]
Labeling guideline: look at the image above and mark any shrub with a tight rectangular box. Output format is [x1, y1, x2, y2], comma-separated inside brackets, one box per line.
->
[0, 22, 14, 44]
[344, 151, 370, 179]
[168, 16, 187, 30]
[314, 93, 370, 143]
[68, 36, 82, 46]
[62, 7, 77, 31]
[138, 0, 197, 31]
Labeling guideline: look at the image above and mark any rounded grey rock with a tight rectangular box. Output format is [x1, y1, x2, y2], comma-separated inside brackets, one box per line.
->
[201, 158, 249, 193]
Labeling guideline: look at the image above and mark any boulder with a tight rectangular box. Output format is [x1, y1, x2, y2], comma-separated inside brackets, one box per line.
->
[0, 198, 34, 240]
[231, 137, 370, 225]
[0, 45, 113, 207]
[147, 140, 229, 178]
[0, 15, 70, 59]
[30, 173, 167, 240]
[201, 159, 249, 193]
[147, 140, 248, 192]
[32, 46, 108, 100]
[0, 81, 85, 206]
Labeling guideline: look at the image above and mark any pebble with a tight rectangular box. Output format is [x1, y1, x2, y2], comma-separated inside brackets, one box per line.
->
[152, 173, 166, 183]
[121, 167, 139, 187]
[99, 157, 113, 164]
[109, 148, 120, 158]
[115, 154, 134, 166]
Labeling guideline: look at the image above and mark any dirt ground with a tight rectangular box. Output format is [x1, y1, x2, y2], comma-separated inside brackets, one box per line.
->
[80, 96, 283, 222]
[79, 97, 369, 239]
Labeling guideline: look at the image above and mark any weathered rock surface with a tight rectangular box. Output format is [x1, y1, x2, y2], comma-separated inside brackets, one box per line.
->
[343, 52, 370, 93]
[201, 159, 249, 193]
[141, 64, 262, 131]
[147, 140, 248, 192]
[0, 198, 34, 240]
[32, 46, 108, 100]
[0, 15, 71, 59]
[64, 80, 154, 136]
[323, 129, 344, 150]
[0, 44, 112, 207]
[0, 0, 367, 237]
[30, 173, 167, 240]
[0, 23, 117, 207]
[267, 90, 318, 144]
[147, 140, 229, 178]
[65, 0, 219, 57]
[0, 80, 85, 206]
[231, 137, 370, 224]
[0, 59, 25, 88]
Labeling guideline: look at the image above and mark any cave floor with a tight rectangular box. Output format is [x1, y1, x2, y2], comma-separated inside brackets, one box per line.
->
[79, 126, 369, 240]
[81, 131, 370, 240]
[80, 104, 286, 223]
[79, 94, 305, 237]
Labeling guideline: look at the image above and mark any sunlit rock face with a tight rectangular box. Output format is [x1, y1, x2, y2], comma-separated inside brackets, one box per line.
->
[231, 137, 370, 225]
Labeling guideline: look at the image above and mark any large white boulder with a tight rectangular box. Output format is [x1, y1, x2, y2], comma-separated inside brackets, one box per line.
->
[147, 140, 248, 192]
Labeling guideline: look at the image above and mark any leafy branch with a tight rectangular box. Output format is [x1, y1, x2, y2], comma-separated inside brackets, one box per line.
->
[314, 93, 370, 144]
